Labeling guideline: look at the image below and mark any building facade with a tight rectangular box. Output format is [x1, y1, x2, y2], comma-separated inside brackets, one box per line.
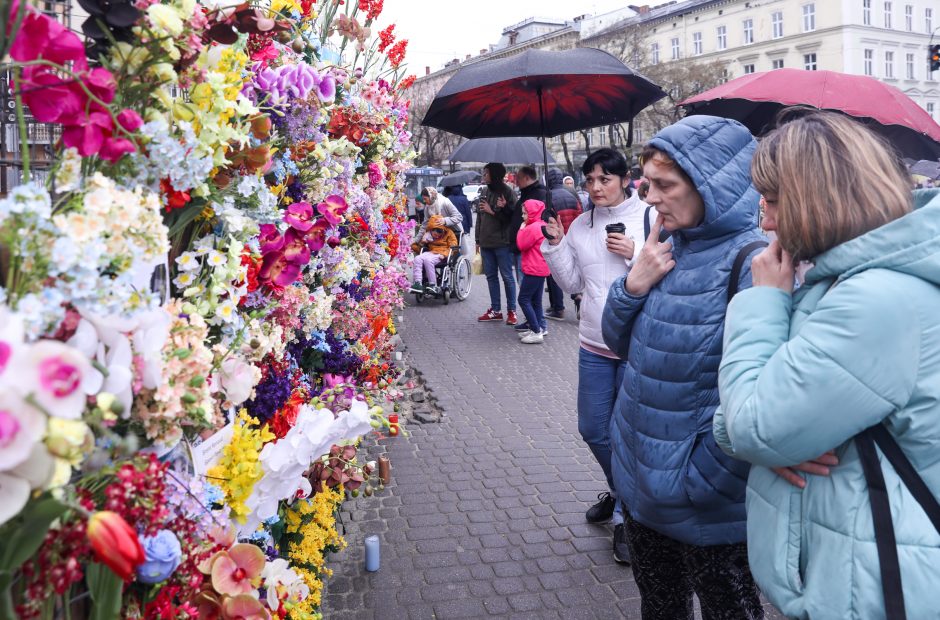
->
[410, 0, 940, 171]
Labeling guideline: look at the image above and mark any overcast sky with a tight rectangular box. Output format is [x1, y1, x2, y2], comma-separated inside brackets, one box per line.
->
[377, 1, 633, 75]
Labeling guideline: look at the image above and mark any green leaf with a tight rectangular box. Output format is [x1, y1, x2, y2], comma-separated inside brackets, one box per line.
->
[0, 496, 68, 572]
[87, 562, 123, 620]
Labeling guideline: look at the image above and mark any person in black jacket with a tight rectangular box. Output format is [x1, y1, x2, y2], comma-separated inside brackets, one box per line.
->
[443, 185, 473, 254]
[476, 162, 519, 324]
[544, 168, 583, 320]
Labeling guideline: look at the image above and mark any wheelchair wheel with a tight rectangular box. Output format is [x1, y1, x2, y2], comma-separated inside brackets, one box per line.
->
[414, 292, 423, 304]
[443, 290, 450, 304]
[453, 257, 472, 301]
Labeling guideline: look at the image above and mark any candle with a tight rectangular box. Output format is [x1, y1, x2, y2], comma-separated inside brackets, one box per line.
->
[364, 535, 380, 572]
[378, 455, 391, 485]
[388, 414, 399, 436]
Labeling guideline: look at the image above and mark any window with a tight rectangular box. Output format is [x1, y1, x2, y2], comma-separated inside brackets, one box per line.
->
[671, 37, 680, 60]
[928, 8, 933, 33]
[928, 102, 936, 119]
[885, 50, 894, 78]
[884, 1, 892, 28]
[803, 53, 818, 70]
[772, 59, 785, 69]
[743, 63, 756, 74]
[693, 32, 703, 55]
[802, 4, 816, 31]
[772, 12, 784, 38]
[743, 19, 754, 44]
[904, 4, 912, 30]
[864, 48, 874, 75]
[906, 53, 915, 79]
[651, 42, 660, 64]
[717, 25, 727, 50]
[863, 0, 871, 25]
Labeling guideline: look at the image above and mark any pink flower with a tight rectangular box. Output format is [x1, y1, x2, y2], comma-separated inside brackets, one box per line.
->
[5, 341, 91, 419]
[304, 219, 329, 252]
[367, 162, 383, 188]
[259, 252, 301, 288]
[317, 195, 348, 227]
[98, 137, 137, 163]
[283, 202, 315, 232]
[62, 110, 114, 157]
[258, 224, 285, 254]
[18, 69, 85, 124]
[84, 68, 116, 104]
[116, 109, 144, 132]
[0, 392, 46, 471]
[9, 9, 88, 71]
[209, 544, 265, 596]
[282, 229, 311, 265]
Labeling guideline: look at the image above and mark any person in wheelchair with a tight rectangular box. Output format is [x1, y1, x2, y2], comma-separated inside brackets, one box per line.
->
[409, 215, 458, 296]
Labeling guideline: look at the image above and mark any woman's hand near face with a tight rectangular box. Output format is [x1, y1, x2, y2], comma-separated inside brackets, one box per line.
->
[625, 215, 675, 296]
[605, 233, 635, 260]
[752, 240, 795, 292]
[544, 216, 564, 245]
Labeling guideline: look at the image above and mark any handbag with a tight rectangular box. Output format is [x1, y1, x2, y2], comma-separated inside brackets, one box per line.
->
[471, 252, 484, 275]
[856, 424, 940, 619]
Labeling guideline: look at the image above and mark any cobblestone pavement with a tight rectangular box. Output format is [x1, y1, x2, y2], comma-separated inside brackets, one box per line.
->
[323, 273, 785, 620]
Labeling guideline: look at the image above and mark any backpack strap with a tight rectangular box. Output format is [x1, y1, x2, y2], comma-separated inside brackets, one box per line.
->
[644, 206, 670, 243]
[856, 424, 940, 620]
[727, 241, 769, 303]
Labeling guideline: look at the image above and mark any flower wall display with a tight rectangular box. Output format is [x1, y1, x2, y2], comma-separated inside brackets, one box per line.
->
[0, 0, 415, 616]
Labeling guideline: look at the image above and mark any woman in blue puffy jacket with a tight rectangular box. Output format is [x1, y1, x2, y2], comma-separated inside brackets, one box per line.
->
[602, 116, 766, 619]
[716, 112, 940, 619]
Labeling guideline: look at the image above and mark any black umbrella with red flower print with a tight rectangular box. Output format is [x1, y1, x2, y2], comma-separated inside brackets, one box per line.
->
[422, 47, 665, 234]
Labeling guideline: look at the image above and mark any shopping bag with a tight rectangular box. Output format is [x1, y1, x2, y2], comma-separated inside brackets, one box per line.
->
[471, 252, 483, 275]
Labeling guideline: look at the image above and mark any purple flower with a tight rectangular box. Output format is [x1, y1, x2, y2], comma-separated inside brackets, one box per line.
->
[137, 530, 182, 584]
[245, 367, 292, 423]
[284, 201, 315, 232]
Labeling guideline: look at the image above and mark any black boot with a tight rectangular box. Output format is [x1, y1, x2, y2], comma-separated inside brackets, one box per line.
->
[585, 492, 616, 523]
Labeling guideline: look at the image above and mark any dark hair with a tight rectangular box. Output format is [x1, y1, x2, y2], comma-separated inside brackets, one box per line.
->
[517, 165, 537, 181]
[581, 147, 628, 178]
[442, 185, 461, 196]
[484, 162, 506, 180]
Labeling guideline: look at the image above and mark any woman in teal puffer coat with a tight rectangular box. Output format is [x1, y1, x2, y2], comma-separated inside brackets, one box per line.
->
[715, 111, 940, 619]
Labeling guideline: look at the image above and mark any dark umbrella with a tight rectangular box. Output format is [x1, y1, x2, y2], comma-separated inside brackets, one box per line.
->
[910, 160, 940, 179]
[439, 170, 481, 186]
[678, 68, 940, 160]
[422, 47, 665, 233]
[449, 137, 555, 165]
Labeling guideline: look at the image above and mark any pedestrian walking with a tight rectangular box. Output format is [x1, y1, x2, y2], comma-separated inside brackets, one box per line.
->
[542, 147, 651, 565]
[715, 111, 940, 620]
[476, 162, 519, 325]
[602, 116, 766, 619]
[515, 199, 551, 344]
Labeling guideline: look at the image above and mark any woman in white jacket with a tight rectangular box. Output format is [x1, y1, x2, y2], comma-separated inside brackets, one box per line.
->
[542, 148, 653, 565]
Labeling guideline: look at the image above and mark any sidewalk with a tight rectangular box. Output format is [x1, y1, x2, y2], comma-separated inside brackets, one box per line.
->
[322, 274, 784, 619]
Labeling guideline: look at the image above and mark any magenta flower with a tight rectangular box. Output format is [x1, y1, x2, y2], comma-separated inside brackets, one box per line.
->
[284, 202, 315, 232]
[282, 228, 311, 265]
[98, 137, 137, 163]
[9, 8, 88, 71]
[258, 224, 285, 253]
[18, 69, 85, 124]
[317, 75, 337, 103]
[116, 109, 143, 132]
[62, 111, 114, 157]
[304, 219, 329, 252]
[317, 195, 348, 227]
[259, 251, 301, 288]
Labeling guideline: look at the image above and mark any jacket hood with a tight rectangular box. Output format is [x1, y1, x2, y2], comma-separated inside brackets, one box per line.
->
[806, 188, 940, 287]
[426, 214, 447, 231]
[523, 199, 546, 221]
[546, 168, 564, 189]
[648, 115, 760, 242]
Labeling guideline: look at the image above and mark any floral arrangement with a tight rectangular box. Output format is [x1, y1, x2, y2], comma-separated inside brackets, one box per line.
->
[0, 0, 416, 616]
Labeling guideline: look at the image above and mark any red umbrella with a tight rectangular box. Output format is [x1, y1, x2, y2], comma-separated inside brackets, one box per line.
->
[679, 68, 940, 160]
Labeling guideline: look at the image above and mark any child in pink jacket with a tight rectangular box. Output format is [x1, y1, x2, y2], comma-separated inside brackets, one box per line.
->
[516, 199, 551, 344]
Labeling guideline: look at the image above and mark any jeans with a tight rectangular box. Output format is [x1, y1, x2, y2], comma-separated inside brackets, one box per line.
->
[547, 275, 565, 312]
[481, 246, 516, 312]
[413, 252, 443, 286]
[517, 275, 546, 333]
[578, 347, 626, 522]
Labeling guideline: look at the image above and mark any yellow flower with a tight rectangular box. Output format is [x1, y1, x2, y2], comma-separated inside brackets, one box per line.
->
[207, 410, 274, 523]
[147, 4, 184, 37]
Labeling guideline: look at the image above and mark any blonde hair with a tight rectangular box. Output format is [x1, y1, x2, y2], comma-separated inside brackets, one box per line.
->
[751, 111, 912, 261]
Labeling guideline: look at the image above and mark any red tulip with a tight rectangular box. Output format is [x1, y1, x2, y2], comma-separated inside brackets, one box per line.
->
[87, 511, 146, 581]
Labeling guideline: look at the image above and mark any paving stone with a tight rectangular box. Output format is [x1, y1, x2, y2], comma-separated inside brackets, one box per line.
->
[322, 277, 784, 619]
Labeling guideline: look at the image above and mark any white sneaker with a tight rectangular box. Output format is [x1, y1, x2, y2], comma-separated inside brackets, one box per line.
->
[517, 330, 534, 339]
[520, 331, 544, 344]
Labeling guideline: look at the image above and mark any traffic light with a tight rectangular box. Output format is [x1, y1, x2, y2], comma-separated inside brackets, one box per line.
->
[931, 44, 940, 72]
